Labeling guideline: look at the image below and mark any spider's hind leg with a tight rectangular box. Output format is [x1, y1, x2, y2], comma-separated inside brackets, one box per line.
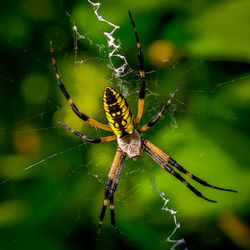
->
[98, 178, 112, 232]
[109, 188, 120, 233]
[108, 153, 126, 234]
[167, 157, 237, 193]
[142, 141, 217, 203]
[50, 41, 112, 132]
[98, 148, 126, 234]
[142, 138, 237, 202]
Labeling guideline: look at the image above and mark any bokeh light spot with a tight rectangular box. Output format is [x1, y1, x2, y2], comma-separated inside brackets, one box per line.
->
[21, 73, 49, 104]
[148, 40, 177, 67]
[13, 125, 41, 156]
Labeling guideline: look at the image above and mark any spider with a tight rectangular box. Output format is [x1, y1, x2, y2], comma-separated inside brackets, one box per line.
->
[50, 11, 236, 233]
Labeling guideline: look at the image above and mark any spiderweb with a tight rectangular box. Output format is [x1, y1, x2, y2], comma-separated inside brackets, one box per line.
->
[1, 1, 249, 250]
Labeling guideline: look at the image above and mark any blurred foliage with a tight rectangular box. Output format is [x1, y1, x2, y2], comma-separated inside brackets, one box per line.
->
[0, 0, 250, 249]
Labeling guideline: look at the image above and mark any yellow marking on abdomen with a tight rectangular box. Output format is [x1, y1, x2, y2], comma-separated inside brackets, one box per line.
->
[103, 86, 134, 137]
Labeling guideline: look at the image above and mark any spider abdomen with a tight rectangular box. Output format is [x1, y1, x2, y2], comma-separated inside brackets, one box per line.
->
[103, 87, 134, 137]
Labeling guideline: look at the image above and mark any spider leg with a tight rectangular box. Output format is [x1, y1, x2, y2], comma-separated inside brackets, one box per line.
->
[129, 11, 146, 127]
[109, 153, 126, 233]
[58, 121, 116, 143]
[142, 138, 237, 192]
[168, 158, 237, 192]
[98, 177, 112, 233]
[98, 148, 126, 233]
[141, 139, 217, 203]
[50, 41, 112, 132]
[139, 85, 180, 132]
[109, 152, 126, 233]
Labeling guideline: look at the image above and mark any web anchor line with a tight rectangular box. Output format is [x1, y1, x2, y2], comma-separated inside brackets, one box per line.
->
[0, 143, 86, 185]
[152, 180, 187, 250]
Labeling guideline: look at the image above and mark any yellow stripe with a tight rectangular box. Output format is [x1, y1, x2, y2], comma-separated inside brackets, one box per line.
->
[143, 139, 170, 162]
[140, 70, 145, 78]
[87, 118, 112, 132]
[139, 124, 150, 132]
[108, 148, 122, 179]
[68, 98, 73, 105]
[100, 136, 116, 143]
[135, 98, 144, 125]
[183, 180, 188, 186]
[186, 172, 193, 178]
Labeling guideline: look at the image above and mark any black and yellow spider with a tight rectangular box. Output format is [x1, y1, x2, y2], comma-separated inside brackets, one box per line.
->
[50, 11, 236, 233]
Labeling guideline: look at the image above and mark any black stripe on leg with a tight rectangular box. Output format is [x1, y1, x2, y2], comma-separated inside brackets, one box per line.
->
[98, 178, 113, 232]
[98, 199, 108, 230]
[128, 11, 146, 100]
[71, 105, 89, 121]
[58, 83, 71, 100]
[145, 85, 180, 128]
[109, 194, 121, 234]
[168, 157, 237, 193]
[108, 153, 126, 234]
[50, 41, 90, 122]
[162, 163, 217, 203]
[57, 121, 101, 143]
[139, 91, 145, 99]
[142, 143, 217, 203]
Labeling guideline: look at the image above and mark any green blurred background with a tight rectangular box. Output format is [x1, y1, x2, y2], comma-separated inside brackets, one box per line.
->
[0, 0, 250, 249]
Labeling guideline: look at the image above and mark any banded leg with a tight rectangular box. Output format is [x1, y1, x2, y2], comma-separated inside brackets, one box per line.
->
[142, 139, 217, 202]
[168, 158, 237, 192]
[139, 85, 180, 132]
[58, 121, 116, 143]
[98, 177, 112, 233]
[98, 148, 126, 232]
[129, 11, 146, 127]
[50, 41, 112, 132]
[109, 152, 126, 233]
[142, 138, 237, 192]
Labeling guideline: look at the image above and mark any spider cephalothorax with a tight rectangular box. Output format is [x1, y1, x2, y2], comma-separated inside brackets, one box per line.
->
[50, 11, 237, 234]
[116, 130, 141, 159]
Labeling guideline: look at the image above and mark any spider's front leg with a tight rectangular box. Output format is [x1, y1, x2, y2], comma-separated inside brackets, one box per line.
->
[139, 85, 180, 132]
[50, 41, 112, 132]
[98, 148, 126, 233]
[129, 11, 146, 127]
